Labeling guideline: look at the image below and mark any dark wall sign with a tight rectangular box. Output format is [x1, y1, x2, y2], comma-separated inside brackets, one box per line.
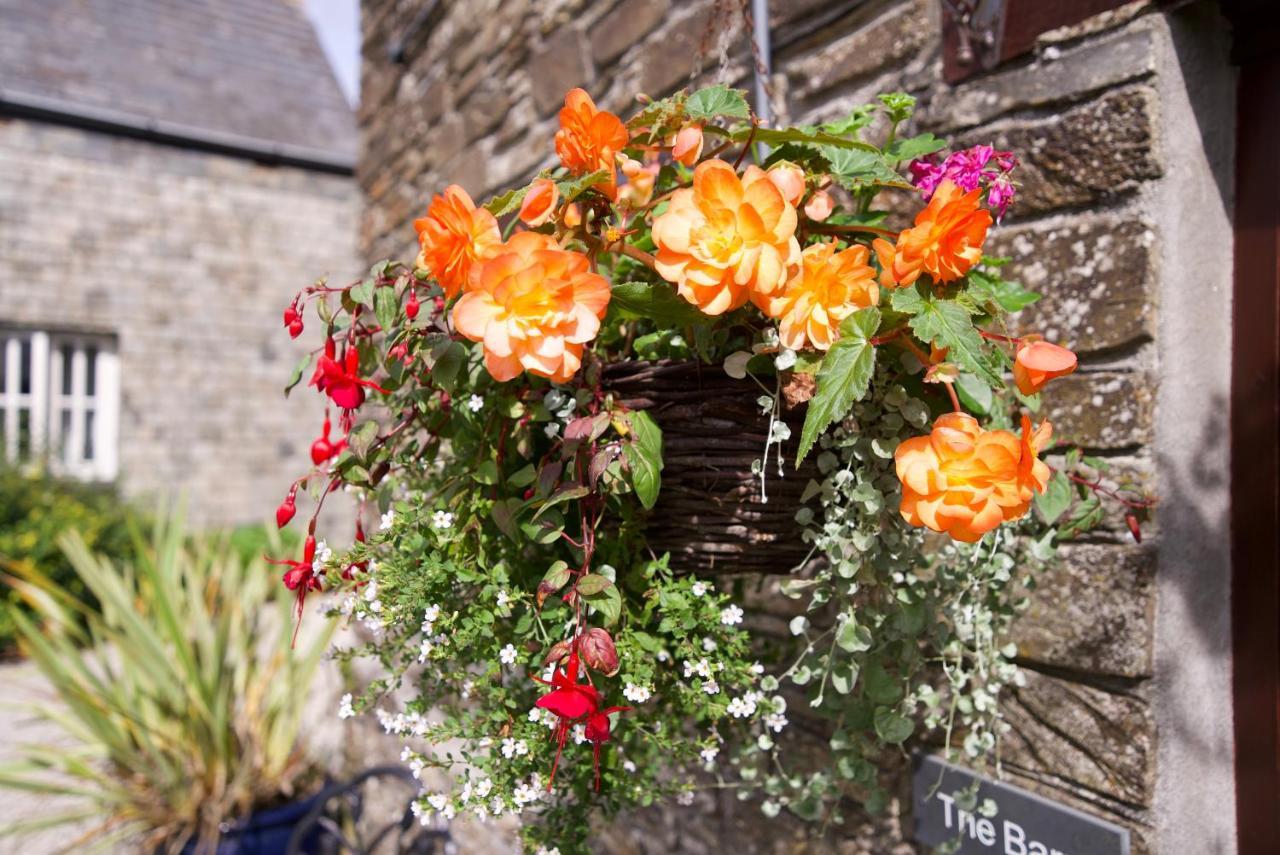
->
[912, 755, 1130, 855]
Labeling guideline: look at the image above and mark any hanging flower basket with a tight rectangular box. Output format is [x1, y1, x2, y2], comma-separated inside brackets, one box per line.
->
[269, 80, 1150, 854]
[602, 360, 818, 576]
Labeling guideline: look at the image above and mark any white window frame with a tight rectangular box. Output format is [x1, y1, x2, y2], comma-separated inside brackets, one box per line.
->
[0, 328, 119, 481]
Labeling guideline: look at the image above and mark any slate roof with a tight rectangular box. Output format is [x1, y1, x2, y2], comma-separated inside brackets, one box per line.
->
[0, 0, 357, 165]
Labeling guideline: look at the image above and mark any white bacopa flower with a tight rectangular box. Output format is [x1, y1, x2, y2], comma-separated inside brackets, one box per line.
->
[765, 712, 789, 732]
[315, 540, 334, 564]
[727, 695, 758, 718]
[572, 724, 587, 745]
[432, 510, 454, 529]
[691, 581, 709, 596]
[500, 738, 528, 759]
[543, 422, 560, 439]
[418, 638, 434, 662]
[720, 604, 744, 626]
[536, 847, 562, 855]
[337, 693, 354, 719]
[676, 790, 696, 806]
[496, 589, 510, 609]
[500, 644, 519, 666]
[702, 637, 717, 652]
[379, 509, 395, 531]
[751, 661, 765, 676]
[622, 760, 637, 773]
[474, 778, 493, 799]
[700, 746, 719, 764]
[427, 793, 448, 811]
[468, 394, 484, 412]
[623, 683, 652, 704]
[527, 707, 542, 723]
[702, 679, 720, 695]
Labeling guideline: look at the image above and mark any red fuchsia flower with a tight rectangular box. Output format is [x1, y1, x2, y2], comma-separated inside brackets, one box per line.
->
[283, 303, 304, 338]
[275, 486, 297, 528]
[311, 347, 388, 411]
[405, 288, 420, 320]
[533, 650, 601, 788]
[909, 144, 1020, 222]
[584, 704, 631, 790]
[267, 534, 324, 639]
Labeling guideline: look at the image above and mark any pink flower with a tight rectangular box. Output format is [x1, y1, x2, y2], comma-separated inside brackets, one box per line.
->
[909, 144, 1020, 222]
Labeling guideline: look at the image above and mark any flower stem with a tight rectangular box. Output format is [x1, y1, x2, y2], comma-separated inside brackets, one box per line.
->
[804, 222, 897, 238]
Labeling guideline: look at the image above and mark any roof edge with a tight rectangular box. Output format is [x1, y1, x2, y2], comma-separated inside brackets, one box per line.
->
[0, 88, 356, 175]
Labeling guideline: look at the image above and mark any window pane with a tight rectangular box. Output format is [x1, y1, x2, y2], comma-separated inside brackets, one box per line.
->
[0, 337, 6, 394]
[85, 347, 98, 397]
[19, 338, 31, 395]
[59, 408, 72, 458]
[61, 344, 73, 395]
[83, 409, 95, 461]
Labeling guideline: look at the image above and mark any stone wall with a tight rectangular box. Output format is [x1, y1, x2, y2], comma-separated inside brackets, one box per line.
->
[0, 118, 362, 526]
[357, 1, 1238, 852]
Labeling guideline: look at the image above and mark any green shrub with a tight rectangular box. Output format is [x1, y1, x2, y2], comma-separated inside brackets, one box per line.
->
[0, 466, 146, 652]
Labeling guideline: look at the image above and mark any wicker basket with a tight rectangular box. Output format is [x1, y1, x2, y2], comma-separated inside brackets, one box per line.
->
[602, 360, 820, 577]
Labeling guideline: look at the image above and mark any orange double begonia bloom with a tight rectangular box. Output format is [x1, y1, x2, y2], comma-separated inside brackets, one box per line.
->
[651, 159, 801, 316]
[555, 88, 629, 200]
[765, 240, 879, 351]
[451, 232, 610, 384]
[895, 412, 1052, 543]
[873, 179, 992, 288]
[519, 178, 560, 227]
[414, 184, 502, 299]
[1013, 336, 1077, 394]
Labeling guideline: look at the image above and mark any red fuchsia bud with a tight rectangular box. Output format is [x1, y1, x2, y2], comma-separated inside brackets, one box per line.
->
[523, 487, 535, 501]
[1126, 512, 1142, 543]
[303, 534, 317, 565]
[324, 337, 336, 360]
[344, 346, 359, 375]
[405, 289, 420, 320]
[275, 490, 297, 528]
[439, 391, 451, 411]
[388, 342, 409, 363]
[310, 437, 333, 465]
[580, 627, 620, 676]
[433, 296, 445, 314]
[288, 318, 304, 338]
[283, 305, 298, 326]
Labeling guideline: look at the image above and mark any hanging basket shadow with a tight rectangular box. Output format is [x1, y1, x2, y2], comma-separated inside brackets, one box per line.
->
[603, 360, 820, 577]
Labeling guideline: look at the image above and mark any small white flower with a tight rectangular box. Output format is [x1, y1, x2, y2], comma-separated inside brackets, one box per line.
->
[544, 422, 560, 439]
[468, 394, 484, 412]
[432, 510, 454, 529]
[720, 604, 744, 626]
[500, 644, 519, 666]
[379, 509, 395, 531]
[315, 540, 334, 564]
[572, 725, 587, 745]
[623, 683, 652, 704]
[702, 637, 717, 652]
[751, 661, 765, 676]
[765, 712, 789, 733]
[702, 679, 720, 695]
[691, 581, 709, 597]
[337, 693, 354, 719]
[727, 695, 758, 718]
[700, 746, 720, 764]
[474, 778, 493, 799]
[418, 638, 434, 662]
[622, 760, 637, 773]
[427, 793, 449, 811]
[677, 790, 696, 806]
[496, 589, 510, 609]
[500, 738, 528, 759]
[527, 707, 543, 723]
[536, 847, 562, 855]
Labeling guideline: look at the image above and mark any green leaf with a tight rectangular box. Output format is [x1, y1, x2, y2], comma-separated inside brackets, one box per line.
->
[831, 664, 860, 695]
[609, 281, 708, 326]
[836, 619, 873, 653]
[532, 483, 590, 520]
[797, 307, 880, 464]
[954, 372, 994, 416]
[348, 420, 379, 459]
[863, 661, 901, 704]
[374, 285, 400, 332]
[967, 268, 1040, 312]
[623, 411, 664, 509]
[897, 284, 1002, 386]
[686, 84, 751, 121]
[727, 126, 880, 153]
[471, 459, 499, 485]
[885, 133, 946, 162]
[485, 185, 529, 217]
[820, 146, 907, 190]
[431, 341, 466, 391]
[557, 169, 611, 202]
[583, 584, 622, 626]
[576, 574, 612, 596]
[873, 707, 914, 743]
[1035, 470, 1073, 525]
[349, 279, 375, 306]
[283, 352, 312, 397]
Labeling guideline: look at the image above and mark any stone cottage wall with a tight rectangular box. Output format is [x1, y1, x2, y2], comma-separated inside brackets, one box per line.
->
[0, 118, 362, 526]
[357, 1, 1237, 852]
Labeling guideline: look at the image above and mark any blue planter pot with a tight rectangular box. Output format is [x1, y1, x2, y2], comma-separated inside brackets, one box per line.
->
[179, 792, 323, 855]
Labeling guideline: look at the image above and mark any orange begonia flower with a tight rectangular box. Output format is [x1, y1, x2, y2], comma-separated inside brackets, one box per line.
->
[672, 125, 704, 167]
[1013, 336, 1077, 395]
[452, 232, 610, 384]
[651, 159, 801, 316]
[414, 184, 502, 300]
[766, 163, 806, 206]
[895, 412, 1052, 543]
[617, 153, 659, 208]
[519, 178, 560, 227]
[555, 88, 629, 200]
[803, 189, 834, 222]
[765, 240, 879, 351]
[875, 179, 992, 288]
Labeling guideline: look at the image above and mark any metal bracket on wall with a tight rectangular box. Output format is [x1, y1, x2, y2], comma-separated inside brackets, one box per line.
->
[941, 0, 1008, 71]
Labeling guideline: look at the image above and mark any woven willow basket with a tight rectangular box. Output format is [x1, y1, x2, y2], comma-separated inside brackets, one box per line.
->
[602, 360, 820, 577]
